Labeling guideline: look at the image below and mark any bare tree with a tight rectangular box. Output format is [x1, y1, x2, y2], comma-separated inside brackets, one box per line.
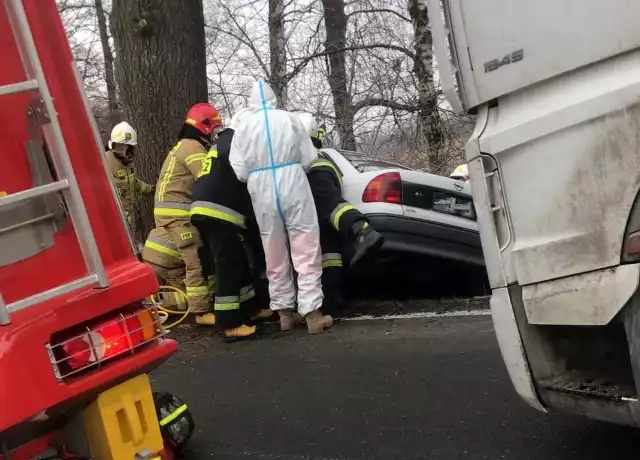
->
[111, 0, 209, 240]
[61, 0, 466, 178]
[321, 0, 356, 149]
[408, 0, 444, 169]
[58, 0, 115, 139]
[94, 0, 118, 124]
[268, 0, 287, 106]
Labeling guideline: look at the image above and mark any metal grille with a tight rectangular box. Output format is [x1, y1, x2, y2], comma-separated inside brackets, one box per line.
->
[46, 302, 166, 381]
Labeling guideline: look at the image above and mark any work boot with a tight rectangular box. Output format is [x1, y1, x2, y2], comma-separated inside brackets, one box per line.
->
[293, 312, 305, 325]
[250, 308, 278, 323]
[349, 221, 384, 267]
[223, 324, 258, 343]
[305, 310, 333, 334]
[278, 309, 296, 332]
[194, 312, 216, 326]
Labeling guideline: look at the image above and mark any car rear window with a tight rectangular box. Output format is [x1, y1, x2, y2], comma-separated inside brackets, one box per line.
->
[340, 152, 411, 173]
[432, 190, 476, 220]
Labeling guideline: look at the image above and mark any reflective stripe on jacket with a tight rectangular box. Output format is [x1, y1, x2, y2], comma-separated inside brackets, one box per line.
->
[190, 201, 247, 228]
[309, 158, 342, 188]
[154, 139, 207, 227]
[191, 128, 254, 228]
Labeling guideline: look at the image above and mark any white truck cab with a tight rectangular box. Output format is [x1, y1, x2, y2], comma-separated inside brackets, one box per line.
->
[427, 0, 640, 424]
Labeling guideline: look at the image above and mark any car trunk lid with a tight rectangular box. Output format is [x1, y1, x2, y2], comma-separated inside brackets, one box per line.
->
[399, 170, 477, 231]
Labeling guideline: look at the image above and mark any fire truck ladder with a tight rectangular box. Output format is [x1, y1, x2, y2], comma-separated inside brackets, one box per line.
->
[0, 0, 109, 325]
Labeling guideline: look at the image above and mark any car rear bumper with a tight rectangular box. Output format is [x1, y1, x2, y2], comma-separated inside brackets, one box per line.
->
[366, 213, 485, 267]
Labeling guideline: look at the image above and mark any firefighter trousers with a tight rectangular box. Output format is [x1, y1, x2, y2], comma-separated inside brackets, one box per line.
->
[148, 264, 189, 311]
[159, 280, 189, 311]
[319, 223, 345, 316]
[164, 221, 212, 314]
[198, 236, 217, 293]
[242, 221, 270, 309]
[308, 169, 365, 241]
[194, 218, 261, 330]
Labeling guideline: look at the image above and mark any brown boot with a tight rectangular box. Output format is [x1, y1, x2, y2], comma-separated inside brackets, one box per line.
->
[278, 309, 295, 332]
[305, 310, 333, 334]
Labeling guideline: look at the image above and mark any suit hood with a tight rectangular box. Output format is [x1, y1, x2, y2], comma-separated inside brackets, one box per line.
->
[249, 79, 277, 110]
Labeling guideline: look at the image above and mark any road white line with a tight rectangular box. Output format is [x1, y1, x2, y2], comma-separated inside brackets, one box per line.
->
[340, 309, 491, 321]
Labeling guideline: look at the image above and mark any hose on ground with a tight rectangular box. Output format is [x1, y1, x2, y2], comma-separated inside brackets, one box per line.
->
[153, 285, 190, 332]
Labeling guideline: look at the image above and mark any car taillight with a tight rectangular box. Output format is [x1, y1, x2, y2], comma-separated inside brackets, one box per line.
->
[625, 231, 640, 257]
[362, 172, 402, 204]
[56, 307, 160, 375]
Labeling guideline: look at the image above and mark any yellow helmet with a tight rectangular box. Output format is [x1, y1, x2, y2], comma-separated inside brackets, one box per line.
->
[450, 164, 469, 180]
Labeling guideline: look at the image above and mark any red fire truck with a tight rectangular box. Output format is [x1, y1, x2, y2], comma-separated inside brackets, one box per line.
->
[0, 0, 180, 458]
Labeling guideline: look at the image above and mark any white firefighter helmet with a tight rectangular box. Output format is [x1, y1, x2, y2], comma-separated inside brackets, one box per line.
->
[108, 121, 138, 149]
[296, 112, 320, 139]
[450, 163, 469, 181]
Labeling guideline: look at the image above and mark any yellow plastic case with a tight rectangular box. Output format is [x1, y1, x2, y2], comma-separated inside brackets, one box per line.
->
[82, 374, 163, 460]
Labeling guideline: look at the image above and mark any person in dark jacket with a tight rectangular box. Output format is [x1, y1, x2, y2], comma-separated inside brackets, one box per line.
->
[297, 113, 384, 315]
[190, 109, 273, 341]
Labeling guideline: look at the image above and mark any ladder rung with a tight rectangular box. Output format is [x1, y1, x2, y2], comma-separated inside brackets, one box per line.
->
[0, 212, 55, 236]
[0, 79, 38, 97]
[5, 274, 99, 315]
[0, 180, 69, 209]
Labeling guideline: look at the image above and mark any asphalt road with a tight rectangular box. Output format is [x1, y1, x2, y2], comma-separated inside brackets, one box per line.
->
[151, 315, 640, 460]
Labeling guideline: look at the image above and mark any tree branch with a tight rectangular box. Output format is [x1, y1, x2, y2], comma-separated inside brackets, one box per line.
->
[210, 1, 271, 78]
[353, 98, 419, 113]
[346, 8, 411, 23]
[58, 2, 92, 13]
[208, 26, 270, 78]
[286, 43, 415, 82]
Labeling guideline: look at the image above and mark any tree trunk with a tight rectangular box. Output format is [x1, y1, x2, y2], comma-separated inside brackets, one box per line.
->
[321, 0, 356, 151]
[94, 0, 118, 125]
[111, 0, 208, 242]
[268, 0, 287, 108]
[408, 0, 445, 172]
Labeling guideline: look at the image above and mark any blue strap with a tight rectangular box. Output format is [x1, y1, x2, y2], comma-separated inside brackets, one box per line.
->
[258, 80, 285, 221]
[257, 80, 297, 300]
[249, 160, 299, 175]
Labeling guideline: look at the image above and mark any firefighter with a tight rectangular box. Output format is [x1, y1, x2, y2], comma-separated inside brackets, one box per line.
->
[298, 113, 385, 315]
[450, 163, 469, 181]
[154, 103, 223, 325]
[229, 80, 333, 334]
[142, 227, 188, 311]
[190, 108, 274, 341]
[106, 121, 154, 234]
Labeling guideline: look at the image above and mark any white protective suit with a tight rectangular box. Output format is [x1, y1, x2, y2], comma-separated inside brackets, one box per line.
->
[229, 80, 323, 316]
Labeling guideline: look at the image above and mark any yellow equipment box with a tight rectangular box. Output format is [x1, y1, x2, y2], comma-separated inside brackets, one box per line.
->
[83, 374, 164, 460]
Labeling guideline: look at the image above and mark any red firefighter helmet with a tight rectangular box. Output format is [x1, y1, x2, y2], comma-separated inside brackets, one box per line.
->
[184, 103, 222, 136]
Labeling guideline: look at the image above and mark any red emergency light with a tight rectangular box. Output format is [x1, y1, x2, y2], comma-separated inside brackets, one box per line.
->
[362, 172, 403, 204]
[51, 305, 162, 378]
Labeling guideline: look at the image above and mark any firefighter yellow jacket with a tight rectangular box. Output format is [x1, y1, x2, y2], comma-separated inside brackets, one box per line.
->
[154, 139, 207, 227]
[106, 150, 154, 223]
